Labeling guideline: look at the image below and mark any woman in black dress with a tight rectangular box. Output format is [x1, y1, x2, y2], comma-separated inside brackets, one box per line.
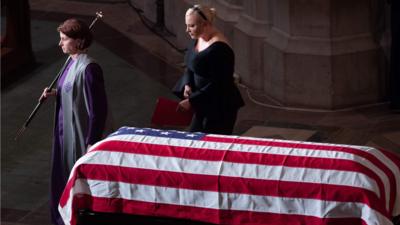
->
[173, 4, 244, 135]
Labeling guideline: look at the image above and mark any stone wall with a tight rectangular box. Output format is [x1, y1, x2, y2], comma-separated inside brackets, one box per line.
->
[132, 0, 391, 110]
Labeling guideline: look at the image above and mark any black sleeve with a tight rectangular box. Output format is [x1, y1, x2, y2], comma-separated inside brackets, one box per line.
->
[172, 41, 196, 99]
[172, 68, 194, 99]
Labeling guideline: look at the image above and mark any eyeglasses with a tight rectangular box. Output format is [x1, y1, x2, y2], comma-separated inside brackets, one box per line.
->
[192, 6, 208, 21]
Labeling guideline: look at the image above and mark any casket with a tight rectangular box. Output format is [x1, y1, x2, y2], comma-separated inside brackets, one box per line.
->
[59, 127, 400, 225]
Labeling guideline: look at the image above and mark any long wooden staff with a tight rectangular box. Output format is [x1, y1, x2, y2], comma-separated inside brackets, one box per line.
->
[14, 11, 103, 140]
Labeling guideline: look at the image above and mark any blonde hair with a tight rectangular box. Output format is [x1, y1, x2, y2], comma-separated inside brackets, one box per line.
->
[187, 4, 216, 24]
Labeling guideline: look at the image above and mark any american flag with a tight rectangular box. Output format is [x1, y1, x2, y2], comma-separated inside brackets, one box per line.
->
[59, 126, 400, 225]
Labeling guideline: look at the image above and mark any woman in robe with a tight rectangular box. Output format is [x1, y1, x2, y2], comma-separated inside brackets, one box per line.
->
[41, 18, 111, 225]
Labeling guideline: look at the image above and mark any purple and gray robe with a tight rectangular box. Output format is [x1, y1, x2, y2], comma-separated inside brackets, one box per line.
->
[50, 54, 111, 225]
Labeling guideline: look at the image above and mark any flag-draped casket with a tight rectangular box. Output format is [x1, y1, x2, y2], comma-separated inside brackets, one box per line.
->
[59, 126, 400, 225]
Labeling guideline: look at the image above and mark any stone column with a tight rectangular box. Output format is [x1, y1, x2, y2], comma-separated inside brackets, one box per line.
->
[263, 0, 386, 109]
[129, 0, 157, 24]
[130, 0, 168, 29]
[233, 0, 272, 90]
[129, 0, 146, 14]
[1, 0, 36, 87]
[164, 0, 193, 50]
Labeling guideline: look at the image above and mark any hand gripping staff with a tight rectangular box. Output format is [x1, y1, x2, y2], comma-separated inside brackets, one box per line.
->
[14, 11, 104, 141]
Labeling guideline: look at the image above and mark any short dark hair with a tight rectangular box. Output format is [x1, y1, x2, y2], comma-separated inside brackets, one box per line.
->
[57, 18, 93, 50]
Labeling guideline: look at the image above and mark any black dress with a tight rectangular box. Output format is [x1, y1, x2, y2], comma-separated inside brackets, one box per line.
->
[173, 40, 244, 134]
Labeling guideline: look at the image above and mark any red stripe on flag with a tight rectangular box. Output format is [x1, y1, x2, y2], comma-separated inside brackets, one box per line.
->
[60, 170, 79, 207]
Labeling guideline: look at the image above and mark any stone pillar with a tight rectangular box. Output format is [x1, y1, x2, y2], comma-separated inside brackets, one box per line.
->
[129, 0, 146, 14]
[164, 0, 193, 50]
[263, 0, 387, 109]
[130, 0, 167, 28]
[233, 0, 272, 90]
[1, 0, 36, 87]
[129, 0, 157, 24]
